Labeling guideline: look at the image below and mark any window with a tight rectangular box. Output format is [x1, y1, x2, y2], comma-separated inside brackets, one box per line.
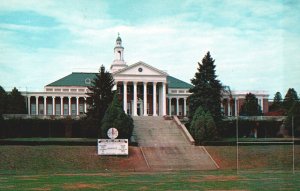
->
[64, 104, 68, 115]
[147, 87, 153, 95]
[171, 90, 177, 93]
[39, 104, 44, 115]
[63, 89, 69, 92]
[79, 104, 84, 114]
[71, 104, 76, 115]
[127, 86, 131, 94]
[47, 104, 52, 115]
[55, 89, 61, 92]
[179, 90, 184, 93]
[46, 88, 53, 92]
[55, 104, 61, 115]
[85, 78, 91, 85]
[31, 104, 36, 115]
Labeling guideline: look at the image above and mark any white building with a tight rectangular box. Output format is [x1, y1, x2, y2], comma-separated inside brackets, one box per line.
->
[23, 35, 269, 118]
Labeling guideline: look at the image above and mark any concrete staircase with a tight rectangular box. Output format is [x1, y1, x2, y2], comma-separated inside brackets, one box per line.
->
[132, 116, 218, 170]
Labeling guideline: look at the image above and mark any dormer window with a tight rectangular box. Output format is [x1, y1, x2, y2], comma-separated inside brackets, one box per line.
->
[85, 78, 91, 85]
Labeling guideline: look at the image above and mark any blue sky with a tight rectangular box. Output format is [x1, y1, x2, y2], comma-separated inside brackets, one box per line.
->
[0, 0, 299, 98]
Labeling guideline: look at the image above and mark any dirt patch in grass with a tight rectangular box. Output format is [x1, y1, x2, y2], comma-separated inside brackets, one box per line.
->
[56, 172, 112, 177]
[30, 188, 51, 191]
[62, 183, 100, 190]
[204, 175, 239, 181]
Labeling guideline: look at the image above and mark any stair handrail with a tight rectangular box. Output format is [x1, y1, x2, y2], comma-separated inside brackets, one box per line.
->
[173, 116, 195, 145]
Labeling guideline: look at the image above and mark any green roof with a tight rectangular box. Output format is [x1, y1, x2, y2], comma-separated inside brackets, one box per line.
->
[46, 72, 97, 86]
[47, 72, 193, 89]
[167, 76, 193, 89]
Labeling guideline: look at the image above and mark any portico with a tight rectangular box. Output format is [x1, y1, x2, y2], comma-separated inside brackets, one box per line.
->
[113, 62, 168, 116]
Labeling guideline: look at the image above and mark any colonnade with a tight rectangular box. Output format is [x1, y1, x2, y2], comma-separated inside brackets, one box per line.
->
[120, 81, 166, 116]
[167, 97, 187, 116]
[27, 95, 87, 116]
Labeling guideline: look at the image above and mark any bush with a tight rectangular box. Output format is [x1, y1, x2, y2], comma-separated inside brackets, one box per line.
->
[100, 94, 134, 139]
[189, 106, 217, 144]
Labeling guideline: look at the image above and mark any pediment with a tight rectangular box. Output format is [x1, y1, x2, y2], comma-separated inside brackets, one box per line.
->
[113, 61, 168, 77]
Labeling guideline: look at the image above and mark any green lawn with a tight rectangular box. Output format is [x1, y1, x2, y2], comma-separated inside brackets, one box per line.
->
[0, 145, 299, 190]
[0, 170, 299, 190]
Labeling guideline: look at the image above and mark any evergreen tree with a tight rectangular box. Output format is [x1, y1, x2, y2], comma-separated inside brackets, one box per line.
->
[286, 101, 300, 136]
[283, 88, 298, 111]
[239, 93, 262, 116]
[0, 86, 7, 115]
[101, 94, 134, 139]
[86, 65, 115, 123]
[189, 51, 223, 123]
[269, 92, 283, 112]
[7, 87, 26, 114]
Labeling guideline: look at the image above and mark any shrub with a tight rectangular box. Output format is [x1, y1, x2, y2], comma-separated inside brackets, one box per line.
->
[100, 94, 134, 139]
[190, 106, 217, 144]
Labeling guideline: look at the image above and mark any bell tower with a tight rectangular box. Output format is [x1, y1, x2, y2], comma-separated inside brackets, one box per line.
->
[110, 33, 127, 73]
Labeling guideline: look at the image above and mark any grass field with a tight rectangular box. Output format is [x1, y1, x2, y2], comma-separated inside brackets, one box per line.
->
[0, 170, 299, 190]
[0, 145, 299, 190]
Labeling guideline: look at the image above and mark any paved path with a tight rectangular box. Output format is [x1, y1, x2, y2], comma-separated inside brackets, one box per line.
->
[132, 116, 218, 170]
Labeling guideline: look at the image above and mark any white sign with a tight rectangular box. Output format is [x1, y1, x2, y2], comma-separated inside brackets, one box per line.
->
[97, 139, 128, 155]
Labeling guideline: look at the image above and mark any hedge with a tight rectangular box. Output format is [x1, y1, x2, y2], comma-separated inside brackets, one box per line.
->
[218, 119, 283, 138]
[0, 118, 99, 138]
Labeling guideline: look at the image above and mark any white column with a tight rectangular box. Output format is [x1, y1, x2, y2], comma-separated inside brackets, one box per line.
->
[227, 99, 231, 116]
[169, 97, 172, 116]
[183, 97, 187, 116]
[68, 96, 71, 115]
[133, 81, 137, 116]
[52, 96, 55, 115]
[43, 96, 47, 115]
[123, 81, 127, 114]
[162, 82, 166, 116]
[235, 98, 238, 116]
[176, 98, 179, 116]
[153, 82, 157, 116]
[27, 96, 31, 115]
[36, 96, 39, 115]
[261, 98, 264, 113]
[76, 97, 79, 116]
[60, 97, 64, 116]
[84, 97, 87, 113]
[143, 82, 148, 116]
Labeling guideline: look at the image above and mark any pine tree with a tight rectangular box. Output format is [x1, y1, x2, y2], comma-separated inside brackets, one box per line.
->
[189, 51, 223, 123]
[283, 88, 298, 111]
[86, 65, 115, 122]
[7, 87, 26, 114]
[239, 93, 262, 116]
[269, 92, 283, 112]
[0, 86, 7, 115]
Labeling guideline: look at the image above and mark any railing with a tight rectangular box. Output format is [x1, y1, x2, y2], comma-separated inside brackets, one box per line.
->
[173, 116, 195, 145]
